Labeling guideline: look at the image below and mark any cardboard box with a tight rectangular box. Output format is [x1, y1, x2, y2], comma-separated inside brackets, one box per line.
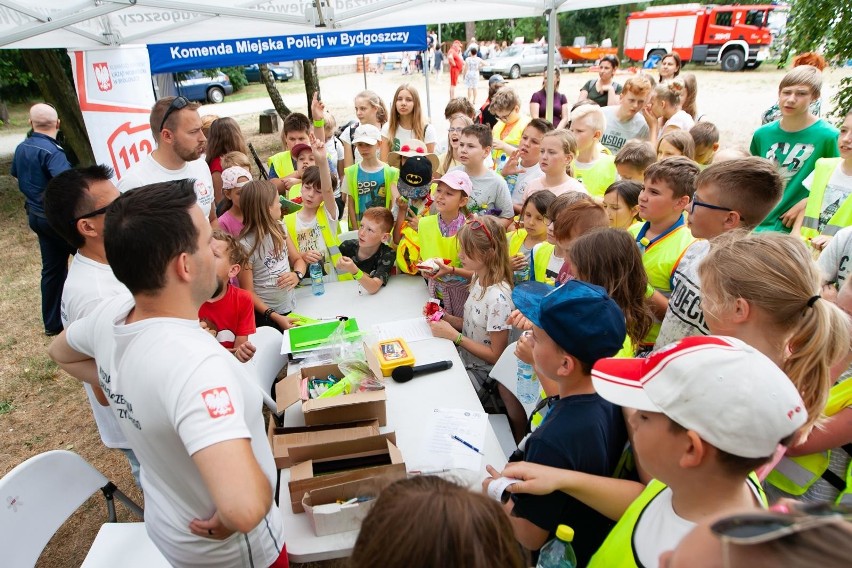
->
[287, 433, 406, 513]
[275, 347, 388, 426]
[266, 419, 381, 469]
[302, 479, 385, 536]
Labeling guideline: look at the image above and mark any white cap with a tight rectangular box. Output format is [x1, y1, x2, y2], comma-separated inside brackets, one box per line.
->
[352, 123, 381, 145]
[591, 336, 807, 458]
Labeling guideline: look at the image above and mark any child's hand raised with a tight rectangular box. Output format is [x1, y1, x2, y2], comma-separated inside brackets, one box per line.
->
[311, 92, 325, 122]
[309, 132, 326, 158]
[500, 149, 526, 177]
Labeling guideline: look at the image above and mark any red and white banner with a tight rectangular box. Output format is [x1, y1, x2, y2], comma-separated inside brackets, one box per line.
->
[68, 47, 155, 181]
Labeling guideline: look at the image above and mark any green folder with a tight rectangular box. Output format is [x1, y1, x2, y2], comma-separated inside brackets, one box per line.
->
[288, 318, 361, 352]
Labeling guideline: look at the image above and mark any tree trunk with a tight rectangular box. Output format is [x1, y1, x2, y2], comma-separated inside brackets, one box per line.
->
[259, 63, 292, 118]
[20, 49, 95, 167]
[302, 59, 320, 111]
[465, 22, 476, 44]
[616, 4, 630, 61]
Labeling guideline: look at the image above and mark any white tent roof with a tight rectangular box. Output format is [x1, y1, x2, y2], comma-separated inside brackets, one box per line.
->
[0, 0, 633, 49]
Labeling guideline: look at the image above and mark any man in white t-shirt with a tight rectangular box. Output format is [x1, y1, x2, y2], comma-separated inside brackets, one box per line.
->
[48, 180, 286, 568]
[117, 96, 217, 226]
[600, 75, 653, 154]
[43, 164, 139, 485]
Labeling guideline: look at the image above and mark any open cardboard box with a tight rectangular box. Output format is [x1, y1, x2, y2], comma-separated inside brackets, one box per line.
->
[288, 433, 406, 513]
[266, 419, 381, 469]
[274, 345, 387, 426]
[301, 478, 388, 536]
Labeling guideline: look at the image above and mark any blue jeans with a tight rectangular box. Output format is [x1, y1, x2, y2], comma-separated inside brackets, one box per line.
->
[27, 212, 74, 333]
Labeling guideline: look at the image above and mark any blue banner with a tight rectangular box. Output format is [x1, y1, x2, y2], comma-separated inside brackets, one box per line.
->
[148, 25, 427, 73]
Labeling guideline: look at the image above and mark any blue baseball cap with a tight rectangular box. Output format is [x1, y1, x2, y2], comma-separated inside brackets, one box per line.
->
[513, 280, 626, 366]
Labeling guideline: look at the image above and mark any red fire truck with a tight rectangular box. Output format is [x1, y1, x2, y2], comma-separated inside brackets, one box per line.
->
[624, 3, 779, 71]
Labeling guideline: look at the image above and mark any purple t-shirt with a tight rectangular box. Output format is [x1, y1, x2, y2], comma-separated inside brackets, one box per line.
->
[530, 89, 568, 124]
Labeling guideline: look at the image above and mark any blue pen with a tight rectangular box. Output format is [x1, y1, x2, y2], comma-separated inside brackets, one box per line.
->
[451, 434, 484, 455]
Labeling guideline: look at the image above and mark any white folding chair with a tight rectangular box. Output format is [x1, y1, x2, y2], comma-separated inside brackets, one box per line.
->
[337, 229, 358, 243]
[246, 325, 288, 413]
[0, 450, 168, 568]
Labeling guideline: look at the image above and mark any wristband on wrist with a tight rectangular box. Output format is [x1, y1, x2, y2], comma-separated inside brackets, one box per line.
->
[454, 333, 464, 346]
[451, 265, 456, 274]
[353, 269, 364, 280]
[264, 307, 275, 321]
[313, 119, 325, 127]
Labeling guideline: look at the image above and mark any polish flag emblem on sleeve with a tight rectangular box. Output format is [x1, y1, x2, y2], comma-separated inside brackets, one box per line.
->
[202, 388, 235, 418]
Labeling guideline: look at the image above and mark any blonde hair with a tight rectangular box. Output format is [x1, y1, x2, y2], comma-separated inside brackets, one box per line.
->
[457, 216, 513, 298]
[622, 75, 653, 96]
[442, 113, 474, 173]
[698, 231, 850, 434]
[570, 104, 606, 133]
[779, 65, 823, 99]
[221, 150, 251, 170]
[238, 180, 287, 259]
[658, 130, 695, 160]
[355, 90, 388, 125]
[388, 84, 427, 141]
[489, 87, 521, 115]
[654, 78, 686, 106]
[543, 129, 578, 176]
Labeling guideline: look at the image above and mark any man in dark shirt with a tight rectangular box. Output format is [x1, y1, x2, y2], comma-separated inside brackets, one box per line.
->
[11, 103, 73, 335]
[336, 207, 396, 295]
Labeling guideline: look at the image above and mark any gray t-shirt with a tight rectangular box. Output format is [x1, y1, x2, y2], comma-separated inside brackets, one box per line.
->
[601, 106, 651, 154]
[818, 225, 852, 288]
[655, 240, 710, 350]
[450, 166, 514, 218]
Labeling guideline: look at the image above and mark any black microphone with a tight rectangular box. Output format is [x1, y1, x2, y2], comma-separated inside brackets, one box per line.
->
[391, 360, 453, 383]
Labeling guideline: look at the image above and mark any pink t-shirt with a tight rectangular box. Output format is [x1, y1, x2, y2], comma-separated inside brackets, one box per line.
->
[218, 210, 243, 238]
[524, 176, 588, 201]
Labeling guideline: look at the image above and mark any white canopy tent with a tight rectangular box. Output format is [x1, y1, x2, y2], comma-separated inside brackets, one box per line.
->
[0, 0, 635, 121]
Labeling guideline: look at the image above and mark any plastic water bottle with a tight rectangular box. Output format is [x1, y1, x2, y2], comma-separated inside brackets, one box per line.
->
[309, 262, 324, 296]
[536, 525, 577, 568]
[513, 264, 530, 284]
[516, 358, 539, 404]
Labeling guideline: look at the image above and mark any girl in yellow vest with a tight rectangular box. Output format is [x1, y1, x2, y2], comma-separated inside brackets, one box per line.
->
[569, 104, 617, 199]
[698, 231, 849, 440]
[793, 111, 852, 251]
[508, 191, 555, 284]
[418, 170, 474, 318]
[283, 134, 350, 284]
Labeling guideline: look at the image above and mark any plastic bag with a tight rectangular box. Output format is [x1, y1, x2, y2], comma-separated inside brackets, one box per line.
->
[300, 318, 366, 367]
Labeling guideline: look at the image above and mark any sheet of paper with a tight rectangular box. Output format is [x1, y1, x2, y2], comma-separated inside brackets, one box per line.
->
[372, 317, 434, 343]
[408, 407, 488, 472]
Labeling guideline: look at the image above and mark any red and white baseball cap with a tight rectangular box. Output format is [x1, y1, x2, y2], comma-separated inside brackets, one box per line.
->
[591, 336, 807, 458]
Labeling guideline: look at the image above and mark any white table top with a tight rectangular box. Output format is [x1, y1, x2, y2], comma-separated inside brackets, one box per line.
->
[278, 275, 508, 563]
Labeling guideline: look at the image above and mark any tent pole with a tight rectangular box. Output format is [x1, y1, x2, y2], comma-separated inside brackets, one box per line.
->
[545, 4, 557, 124]
[362, 54, 368, 89]
[423, 47, 432, 120]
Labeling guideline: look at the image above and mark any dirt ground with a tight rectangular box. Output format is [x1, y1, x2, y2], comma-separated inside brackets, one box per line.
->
[0, 62, 850, 567]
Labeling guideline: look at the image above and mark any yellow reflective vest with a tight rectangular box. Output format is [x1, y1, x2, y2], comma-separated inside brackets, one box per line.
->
[343, 163, 399, 223]
[268, 150, 302, 200]
[417, 215, 462, 269]
[283, 208, 353, 281]
[801, 158, 852, 240]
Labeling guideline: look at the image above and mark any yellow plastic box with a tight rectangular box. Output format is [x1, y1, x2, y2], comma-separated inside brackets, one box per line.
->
[373, 338, 416, 376]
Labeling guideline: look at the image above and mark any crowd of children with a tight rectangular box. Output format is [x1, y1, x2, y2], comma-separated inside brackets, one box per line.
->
[64, 55, 852, 567]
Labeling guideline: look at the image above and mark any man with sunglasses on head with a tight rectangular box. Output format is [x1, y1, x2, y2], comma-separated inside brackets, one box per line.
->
[117, 96, 217, 227]
[11, 103, 73, 336]
[43, 165, 141, 487]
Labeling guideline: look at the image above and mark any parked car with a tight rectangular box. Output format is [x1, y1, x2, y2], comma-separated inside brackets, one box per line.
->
[176, 70, 233, 104]
[480, 44, 562, 80]
[243, 63, 294, 83]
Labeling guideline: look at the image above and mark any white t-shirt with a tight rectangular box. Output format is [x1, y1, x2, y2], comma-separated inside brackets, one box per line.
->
[295, 212, 338, 283]
[632, 486, 696, 567]
[381, 122, 438, 153]
[818, 225, 852, 287]
[803, 165, 852, 233]
[66, 296, 285, 567]
[240, 231, 295, 314]
[523, 176, 588, 201]
[507, 163, 544, 206]
[659, 110, 696, 140]
[117, 154, 214, 218]
[655, 240, 711, 350]
[61, 252, 132, 449]
[461, 281, 514, 372]
[601, 106, 651, 153]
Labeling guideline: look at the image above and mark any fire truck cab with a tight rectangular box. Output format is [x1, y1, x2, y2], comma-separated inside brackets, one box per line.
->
[624, 4, 778, 72]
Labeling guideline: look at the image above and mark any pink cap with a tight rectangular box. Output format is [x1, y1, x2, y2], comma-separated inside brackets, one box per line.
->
[436, 170, 473, 196]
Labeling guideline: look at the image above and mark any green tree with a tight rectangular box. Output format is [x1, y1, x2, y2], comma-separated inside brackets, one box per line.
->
[784, 0, 851, 121]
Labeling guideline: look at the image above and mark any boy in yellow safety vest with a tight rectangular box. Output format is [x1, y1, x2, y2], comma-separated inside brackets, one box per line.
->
[268, 112, 311, 200]
[569, 105, 617, 199]
[489, 336, 807, 568]
[793, 110, 852, 251]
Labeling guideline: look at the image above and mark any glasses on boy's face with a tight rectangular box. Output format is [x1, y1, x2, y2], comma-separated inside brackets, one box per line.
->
[690, 192, 733, 214]
[466, 218, 495, 245]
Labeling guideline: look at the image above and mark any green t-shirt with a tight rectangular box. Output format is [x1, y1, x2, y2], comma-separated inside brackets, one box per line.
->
[750, 118, 839, 233]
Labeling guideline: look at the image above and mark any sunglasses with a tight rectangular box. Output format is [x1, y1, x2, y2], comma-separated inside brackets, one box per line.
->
[691, 192, 733, 214]
[159, 96, 189, 132]
[466, 218, 495, 245]
[73, 203, 110, 223]
[711, 503, 852, 545]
